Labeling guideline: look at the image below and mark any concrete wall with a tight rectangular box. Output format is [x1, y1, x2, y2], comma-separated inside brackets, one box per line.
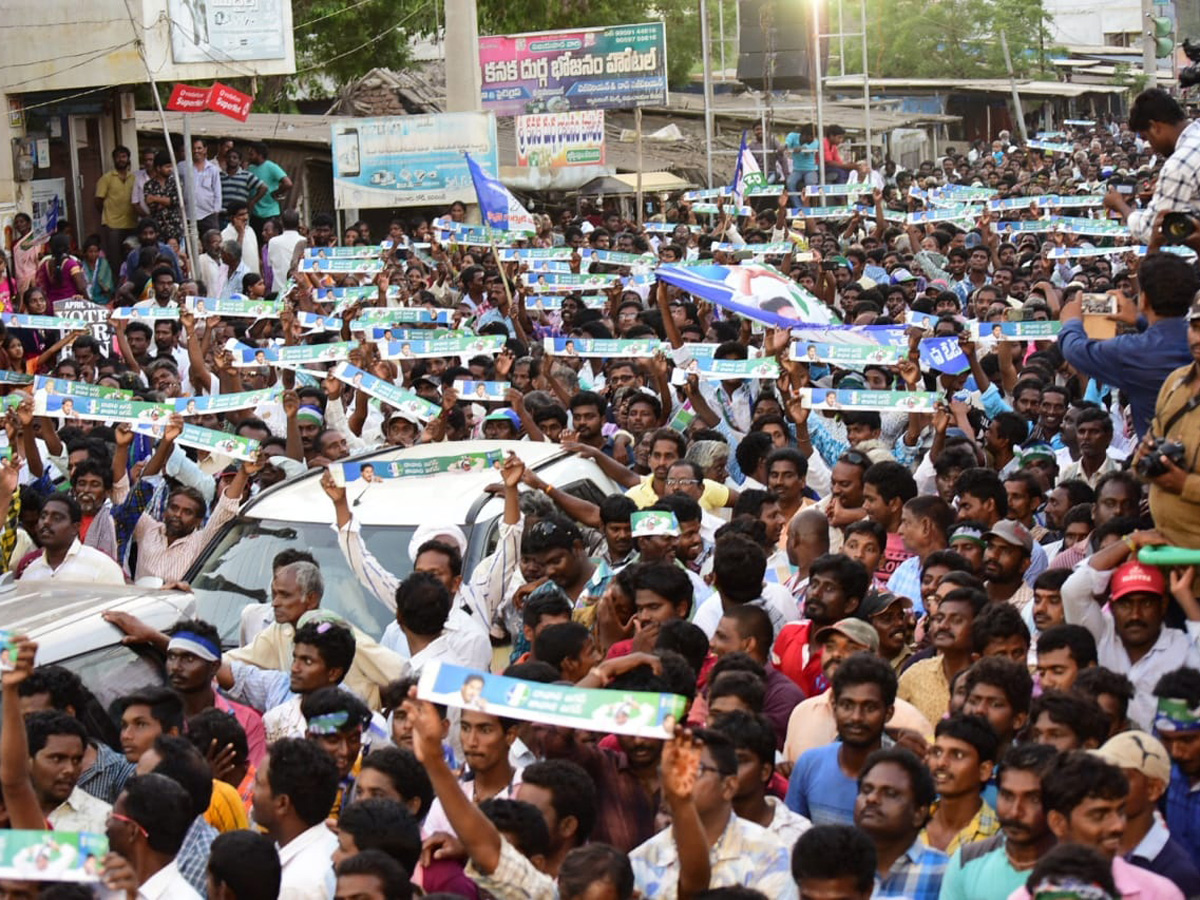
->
[1043, 0, 1142, 46]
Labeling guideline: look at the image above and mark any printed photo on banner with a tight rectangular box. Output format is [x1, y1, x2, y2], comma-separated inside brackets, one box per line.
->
[655, 263, 835, 329]
[1, 313, 84, 332]
[303, 243, 391, 259]
[110, 307, 179, 321]
[789, 342, 905, 366]
[33, 376, 131, 400]
[274, 342, 358, 369]
[377, 336, 504, 360]
[331, 450, 504, 486]
[172, 388, 278, 416]
[34, 393, 174, 424]
[225, 342, 279, 367]
[0, 830, 108, 882]
[801, 388, 940, 413]
[454, 380, 510, 402]
[331, 362, 442, 423]
[132, 422, 260, 462]
[971, 320, 1063, 341]
[543, 337, 661, 358]
[357, 307, 453, 326]
[683, 356, 780, 380]
[296, 257, 384, 274]
[527, 295, 606, 311]
[317, 285, 400, 303]
[417, 660, 686, 740]
[186, 297, 282, 319]
[296, 312, 343, 333]
[496, 247, 574, 262]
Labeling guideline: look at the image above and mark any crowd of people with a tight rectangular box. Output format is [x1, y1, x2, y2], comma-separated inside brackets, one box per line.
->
[1, 86, 1200, 900]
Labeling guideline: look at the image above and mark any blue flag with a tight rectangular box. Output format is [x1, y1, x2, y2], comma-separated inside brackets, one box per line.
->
[464, 153, 536, 235]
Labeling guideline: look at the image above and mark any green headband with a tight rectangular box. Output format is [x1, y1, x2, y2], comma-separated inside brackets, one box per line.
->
[1155, 697, 1200, 734]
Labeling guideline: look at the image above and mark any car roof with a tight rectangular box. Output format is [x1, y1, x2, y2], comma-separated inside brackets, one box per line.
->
[244, 439, 605, 526]
[0, 580, 195, 665]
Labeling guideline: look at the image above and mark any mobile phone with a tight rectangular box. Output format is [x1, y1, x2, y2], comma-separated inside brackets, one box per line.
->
[821, 260, 838, 271]
[334, 128, 361, 178]
[1081, 293, 1117, 316]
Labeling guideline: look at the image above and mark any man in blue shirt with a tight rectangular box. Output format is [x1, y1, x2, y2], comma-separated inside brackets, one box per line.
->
[1057, 252, 1199, 437]
[1154, 667, 1200, 873]
[853, 746, 947, 900]
[786, 651, 895, 825]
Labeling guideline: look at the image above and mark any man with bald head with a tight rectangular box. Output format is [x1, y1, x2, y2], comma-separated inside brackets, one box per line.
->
[785, 507, 831, 602]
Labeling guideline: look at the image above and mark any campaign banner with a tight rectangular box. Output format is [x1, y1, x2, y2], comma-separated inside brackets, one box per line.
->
[165, 0, 286, 64]
[684, 356, 779, 380]
[521, 272, 619, 293]
[516, 111, 605, 167]
[971, 320, 1063, 341]
[710, 242, 797, 256]
[1047, 246, 1141, 259]
[455, 380, 512, 402]
[496, 247, 574, 262]
[479, 23, 668, 116]
[0, 370, 33, 385]
[34, 393, 175, 425]
[906, 310, 941, 331]
[111, 306, 180, 321]
[525, 295, 606, 311]
[995, 217, 1130, 237]
[0, 830, 108, 882]
[297, 257, 384, 275]
[655, 264, 836, 329]
[800, 387, 940, 413]
[275, 342, 357, 369]
[132, 422, 260, 462]
[330, 362, 442, 423]
[331, 451, 504, 486]
[987, 195, 1105, 212]
[1026, 139, 1074, 154]
[643, 222, 701, 234]
[296, 312, 342, 333]
[185, 296, 282, 319]
[303, 243, 391, 259]
[918, 335, 969, 375]
[791, 342, 905, 366]
[316, 285, 400, 303]
[356, 307, 455, 326]
[33, 376, 131, 400]
[519, 260, 575, 275]
[582, 249, 657, 267]
[1, 313, 85, 332]
[543, 337, 660, 358]
[434, 226, 523, 248]
[907, 208, 977, 226]
[332, 113, 500, 209]
[419, 660, 687, 739]
[667, 400, 696, 432]
[173, 388, 278, 416]
[805, 184, 871, 196]
[931, 184, 997, 201]
[367, 328, 471, 342]
[378, 336, 505, 360]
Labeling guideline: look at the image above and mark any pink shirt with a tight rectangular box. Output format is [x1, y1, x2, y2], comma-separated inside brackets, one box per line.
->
[214, 691, 267, 767]
[35, 256, 83, 308]
[1007, 856, 1183, 900]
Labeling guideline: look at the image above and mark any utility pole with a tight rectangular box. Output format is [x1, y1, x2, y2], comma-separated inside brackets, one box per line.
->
[700, 0, 716, 187]
[445, 0, 482, 112]
[1142, 0, 1159, 89]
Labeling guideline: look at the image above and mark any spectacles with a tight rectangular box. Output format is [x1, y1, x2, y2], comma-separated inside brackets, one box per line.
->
[108, 812, 148, 839]
[841, 451, 870, 466]
[696, 763, 727, 778]
[665, 478, 699, 487]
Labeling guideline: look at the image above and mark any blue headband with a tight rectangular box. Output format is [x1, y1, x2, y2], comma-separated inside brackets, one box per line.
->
[168, 631, 221, 662]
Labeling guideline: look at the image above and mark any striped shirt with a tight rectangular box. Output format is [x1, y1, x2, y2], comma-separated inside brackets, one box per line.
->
[219, 168, 264, 214]
[132, 488, 240, 584]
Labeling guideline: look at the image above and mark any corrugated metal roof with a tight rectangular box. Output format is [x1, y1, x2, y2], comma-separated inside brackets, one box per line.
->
[822, 75, 1129, 96]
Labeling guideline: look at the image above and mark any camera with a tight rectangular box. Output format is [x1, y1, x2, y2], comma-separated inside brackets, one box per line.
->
[1162, 211, 1197, 244]
[1180, 38, 1200, 88]
[1107, 175, 1136, 195]
[1136, 437, 1188, 478]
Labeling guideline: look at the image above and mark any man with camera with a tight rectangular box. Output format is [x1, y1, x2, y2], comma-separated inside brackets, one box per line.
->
[1137, 296, 1200, 548]
[1103, 89, 1200, 245]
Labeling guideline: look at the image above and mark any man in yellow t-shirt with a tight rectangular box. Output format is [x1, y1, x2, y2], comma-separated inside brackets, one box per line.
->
[94, 146, 138, 272]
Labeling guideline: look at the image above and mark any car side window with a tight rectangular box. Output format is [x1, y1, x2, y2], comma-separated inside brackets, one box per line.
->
[61, 644, 165, 710]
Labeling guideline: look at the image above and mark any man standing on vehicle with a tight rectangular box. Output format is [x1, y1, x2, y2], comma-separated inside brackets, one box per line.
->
[322, 452, 526, 656]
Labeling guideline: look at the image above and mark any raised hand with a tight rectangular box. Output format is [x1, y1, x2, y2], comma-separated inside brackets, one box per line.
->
[281, 390, 300, 419]
[661, 728, 703, 802]
[0, 635, 36, 690]
[499, 451, 525, 488]
[400, 687, 445, 765]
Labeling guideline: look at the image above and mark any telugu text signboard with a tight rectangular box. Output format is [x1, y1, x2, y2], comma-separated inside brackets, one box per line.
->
[167, 0, 288, 64]
[479, 23, 668, 117]
[331, 113, 500, 209]
[515, 111, 605, 167]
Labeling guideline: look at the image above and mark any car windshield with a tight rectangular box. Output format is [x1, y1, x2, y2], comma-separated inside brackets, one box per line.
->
[188, 517, 420, 645]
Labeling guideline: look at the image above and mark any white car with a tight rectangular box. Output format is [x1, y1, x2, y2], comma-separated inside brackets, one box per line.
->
[186, 440, 621, 643]
[0, 580, 195, 709]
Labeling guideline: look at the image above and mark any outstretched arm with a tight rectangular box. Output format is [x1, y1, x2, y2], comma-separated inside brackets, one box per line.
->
[1, 637, 50, 829]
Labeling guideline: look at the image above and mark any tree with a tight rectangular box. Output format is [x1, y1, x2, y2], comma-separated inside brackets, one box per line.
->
[846, 0, 1056, 79]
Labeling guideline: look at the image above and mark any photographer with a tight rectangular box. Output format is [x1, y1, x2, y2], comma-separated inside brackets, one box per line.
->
[1057, 252, 1199, 437]
[1137, 297, 1200, 548]
[1103, 89, 1200, 245]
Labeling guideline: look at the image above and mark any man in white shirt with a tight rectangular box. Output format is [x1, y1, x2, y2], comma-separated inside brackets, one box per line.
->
[101, 773, 203, 900]
[385, 570, 493, 673]
[1062, 533, 1200, 730]
[268, 209, 304, 283]
[20, 494, 125, 585]
[29, 711, 112, 834]
[221, 202, 259, 275]
[252, 737, 341, 900]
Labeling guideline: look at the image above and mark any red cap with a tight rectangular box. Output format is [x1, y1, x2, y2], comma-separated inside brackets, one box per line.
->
[1111, 561, 1165, 601]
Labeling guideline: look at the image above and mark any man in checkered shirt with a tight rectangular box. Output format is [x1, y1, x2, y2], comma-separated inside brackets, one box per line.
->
[1104, 88, 1200, 244]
